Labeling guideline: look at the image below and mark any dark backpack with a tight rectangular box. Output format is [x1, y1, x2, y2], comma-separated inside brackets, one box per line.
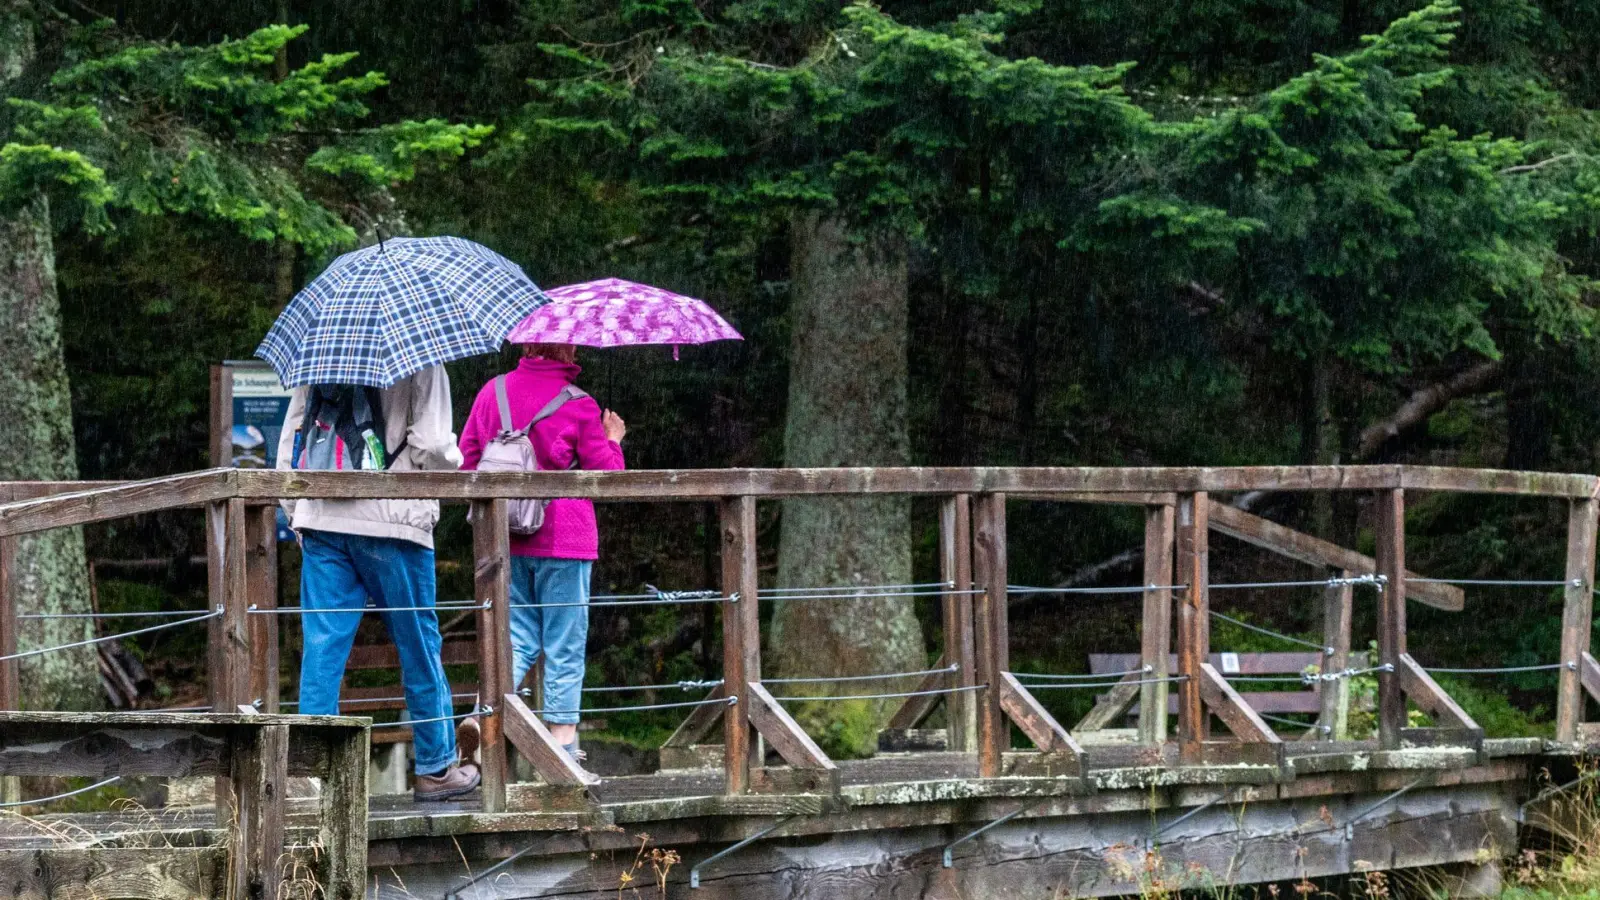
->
[293, 385, 405, 472]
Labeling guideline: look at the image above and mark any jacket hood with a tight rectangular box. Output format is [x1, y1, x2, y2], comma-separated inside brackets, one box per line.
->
[518, 356, 583, 382]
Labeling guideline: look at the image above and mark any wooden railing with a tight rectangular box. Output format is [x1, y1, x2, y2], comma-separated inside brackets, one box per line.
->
[0, 465, 1596, 814]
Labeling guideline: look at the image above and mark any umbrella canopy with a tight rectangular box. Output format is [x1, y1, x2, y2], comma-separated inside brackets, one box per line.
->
[257, 236, 552, 388]
[505, 278, 742, 349]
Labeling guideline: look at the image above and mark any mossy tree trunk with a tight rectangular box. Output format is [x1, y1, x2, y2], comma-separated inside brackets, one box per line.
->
[769, 214, 923, 756]
[0, 8, 100, 711]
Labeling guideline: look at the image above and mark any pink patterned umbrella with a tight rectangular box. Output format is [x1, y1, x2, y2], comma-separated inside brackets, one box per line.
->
[505, 278, 742, 355]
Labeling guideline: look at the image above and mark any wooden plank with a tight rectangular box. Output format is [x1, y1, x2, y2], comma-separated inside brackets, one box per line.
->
[246, 505, 280, 712]
[1558, 497, 1598, 742]
[1396, 654, 1480, 732]
[998, 672, 1083, 766]
[745, 682, 838, 776]
[972, 493, 1009, 778]
[1175, 493, 1210, 763]
[1156, 692, 1321, 715]
[1197, 663, 1283, 745]
[318, 723, 369, 900]
[0, 848, 227, 899]
[1025, 492, 1177, 505]
[720, 496, 760, 794]
[0, 723, 230, 777]
[662, 684, 727, 749]
[0, 516, 13, 805]
[1207, 502, 1463, 611]
[471, 499, 512, 813]
[502, 693, 597, 786]
[230, 722, 289, 900]
[207, 499, 250, 820]
[1400, 465, 1597, 498]
[1375, 488, 1406, 750]
[942, 494, 976, 752]
[1582, 651, 1600, 703]
[884, 653, 951, 730]
[0, 469, 236, 538]
[347, 638, 477, 671]
[1074, 673, 1141, 733]
[1140, 503, 1175, 743]
[209, 363, 231, 469]
[1320, 571, 1354, 739]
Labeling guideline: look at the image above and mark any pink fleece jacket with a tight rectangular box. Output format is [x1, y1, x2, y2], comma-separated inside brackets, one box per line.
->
[459, 358, 625, 559]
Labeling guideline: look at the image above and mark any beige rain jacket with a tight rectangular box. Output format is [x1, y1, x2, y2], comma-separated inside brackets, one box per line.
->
[274, 365, 464, 548]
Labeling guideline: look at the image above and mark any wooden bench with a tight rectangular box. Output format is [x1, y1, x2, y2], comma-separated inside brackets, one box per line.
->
[338, 639, 480, 745]
[0, 711, 367, 900]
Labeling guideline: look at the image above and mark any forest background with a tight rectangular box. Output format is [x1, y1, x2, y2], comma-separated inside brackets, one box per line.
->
[4, 0, 1600, 755]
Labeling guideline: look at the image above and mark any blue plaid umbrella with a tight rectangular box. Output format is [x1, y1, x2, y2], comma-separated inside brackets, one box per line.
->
[256, 236, 551, 387]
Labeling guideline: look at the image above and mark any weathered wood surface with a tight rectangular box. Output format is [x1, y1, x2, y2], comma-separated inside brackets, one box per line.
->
[1395, 654, 1481, 734]
[246, 505, 280, 712]
[721, 496, 761, 794]
[939, 494, 976, 752]
[471, 499, 512, 813]
[1320, 571, 1353, 739]
[502, 693, 598, 787]
[230, 722, 289, 900]
[1176, 493, 1210, 762]
[1375, 488, 1406, 750]
[660, 685, 727, 760]
[1197, 664, 1283, 748]
[318, 721, 369, 900]
[883, 653, 951, 731]
[745, 682, 838, 776]
[997, 673, 1083, 767]
[1073, 672, 1142, 733]
[1140, 503, 1175, 742]
[0, 848, 228, 900]
[0, 469, 235, 537]
[1206, 502, 1463, 611]
[1558, 496, 1599, 741]
[972, 493, 1009, 778]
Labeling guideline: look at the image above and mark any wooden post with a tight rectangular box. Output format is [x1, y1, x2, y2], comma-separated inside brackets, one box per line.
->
[1557, 497, 1599, 742]
[319, 723, 369, 900]
[1175, 493, 1209, 763]
[0, 520, 17, 805]
[246, 506, 280, 712]
[972, 493, 1009, 778]
[1139, 503, 1175, 744]
[1374, 488, 1406, 750]
[940, 494, 976, 753]
[1318, 569, 1354, 740]
[230, 722, 289, 900]
[720, 496, 760, 794]
[471, 498, 512, 813]
[208, 499, 251, 815]
[208, 364, 232, 469]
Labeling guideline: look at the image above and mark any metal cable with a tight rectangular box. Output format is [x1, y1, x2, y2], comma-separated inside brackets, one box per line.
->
[509, 594, 732, 609]
[18, 608, 213, 620]
[577, 679, 723, 694]
[281, 691, 478, 710]
[1311, 664, 1394, 682]
[761, 588, 982, 602]
[1007, 674, 1188, 690]
[1224, 673, 1316, 683]
[773, 684, 988, 703]
[1257, 711, 1332, 734]
[525, 696, 738, 716]
[1411, 578, 1577, 587]
[0, 607, 223, 662]
[1007, 584, 1183, 596]
[1012, 666, 1151, 681]
[766, 663, 958, 685]
[1210, 575, 1386, 591]
[1209, 611, 1332, 655]
[1423, 661, 1572, 674]
[369, 705, 492, 729]
[762, 581, 954, 595]
[0, 776, 122, 810]
[249, 601, 487, 615]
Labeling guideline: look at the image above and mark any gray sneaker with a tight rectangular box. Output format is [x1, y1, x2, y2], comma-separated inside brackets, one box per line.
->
[414, 762, 481, 802]
[562, 741, 601, 785]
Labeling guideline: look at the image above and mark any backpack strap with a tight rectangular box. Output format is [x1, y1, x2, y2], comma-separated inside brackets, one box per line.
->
[493, 376, 516, 434]
[516, 386, 587, 434]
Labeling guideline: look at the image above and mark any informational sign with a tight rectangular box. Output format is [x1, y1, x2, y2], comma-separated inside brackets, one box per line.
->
[1220, 652, 1241, 675]
[211, 361, 295, 541]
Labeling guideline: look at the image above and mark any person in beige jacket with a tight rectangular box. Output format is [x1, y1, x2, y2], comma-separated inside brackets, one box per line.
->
[275, 365, 480, 801]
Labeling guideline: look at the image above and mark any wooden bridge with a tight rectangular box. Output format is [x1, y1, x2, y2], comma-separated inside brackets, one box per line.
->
[1, 464, 1598, 898]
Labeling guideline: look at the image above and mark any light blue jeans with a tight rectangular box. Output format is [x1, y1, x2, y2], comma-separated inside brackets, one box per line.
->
[297, 530, 457, 775]
[508, 557, 591, 725]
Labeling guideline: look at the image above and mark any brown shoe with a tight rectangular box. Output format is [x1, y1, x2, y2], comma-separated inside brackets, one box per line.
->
[456, 716, 481, 765]
[414, 763, 481, 802]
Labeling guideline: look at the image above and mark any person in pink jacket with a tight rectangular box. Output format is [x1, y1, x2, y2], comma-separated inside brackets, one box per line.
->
[458, 343, 626, 766]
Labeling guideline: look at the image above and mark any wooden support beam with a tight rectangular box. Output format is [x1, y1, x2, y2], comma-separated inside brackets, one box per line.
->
[1196, 664, 1283, 746]
[1074, 672, 1142, 733]
[1206, 502, 1463, 612]
[0, 722, 229, 777]
[663, 684, 727, 748]
[1176, 493, 1210, 763]
[471, 499, 512, 813]
[941, 494, 977, 753]
[745, 682, 838, 782]
[0, 524, 15, 805]
[1319, 571, 1354, 740]
[1374, 488, 1406, 750]
[318, 722, 369, 900]
[0, 469, 236, 538]
[972, 493, 1010, 778]
[998, 672, 1083, 767]
[502, 693, 597, 786]
[720, 496, 760, 794]
[208, 499, 250, 818]
[1582, 651, 1600, 704]
[0, 848, 227, 899]
[246, 505, 280, 712]
[1396, 654, 1479, 732]
[884, 652, 951, 730]
[1558, 497, 1599, 742]
[230, 722, 289, 900]
[1140, 503, 1175, 744]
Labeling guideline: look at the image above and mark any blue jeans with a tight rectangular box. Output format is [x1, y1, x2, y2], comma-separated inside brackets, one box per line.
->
[297, 530, 457, 775]
[508, 557, 590, 725]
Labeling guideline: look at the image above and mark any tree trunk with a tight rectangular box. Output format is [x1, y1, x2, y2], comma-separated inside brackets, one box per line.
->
[770, 214, 922, 756]
[1299, 354, 1335, 537]
[0, 193, 100, 711]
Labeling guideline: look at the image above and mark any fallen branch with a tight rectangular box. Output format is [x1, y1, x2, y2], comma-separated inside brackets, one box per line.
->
[1354, 360, 1502, 460]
